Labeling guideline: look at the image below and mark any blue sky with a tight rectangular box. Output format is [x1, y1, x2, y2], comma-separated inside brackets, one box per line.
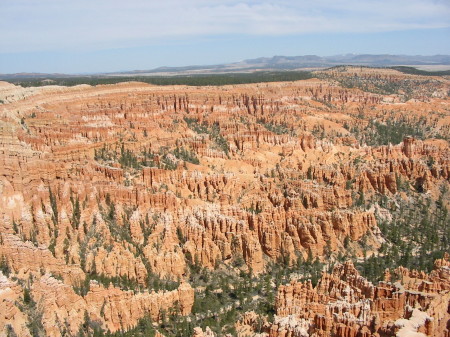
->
[1, 0, 449, 74]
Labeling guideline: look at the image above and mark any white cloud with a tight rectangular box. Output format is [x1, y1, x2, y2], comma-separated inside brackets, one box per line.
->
[1, 0, 449, 53]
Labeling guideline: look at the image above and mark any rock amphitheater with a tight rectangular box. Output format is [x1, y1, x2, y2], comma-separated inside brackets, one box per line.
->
[0, 67, 449, 336]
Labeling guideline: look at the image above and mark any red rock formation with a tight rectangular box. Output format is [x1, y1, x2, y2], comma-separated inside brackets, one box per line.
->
[270, 258, 450, 337]
[0, 272, 31, 337]
[30, 274, 193, 337]
[0, 71, 448, 335]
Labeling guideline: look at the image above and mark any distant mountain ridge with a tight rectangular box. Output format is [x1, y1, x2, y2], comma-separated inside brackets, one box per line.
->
[1, 54, 450, 79]
[114, 54, 450, 75]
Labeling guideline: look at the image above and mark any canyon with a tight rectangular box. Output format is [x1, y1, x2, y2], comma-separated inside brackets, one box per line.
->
[0, 66, 449, 336]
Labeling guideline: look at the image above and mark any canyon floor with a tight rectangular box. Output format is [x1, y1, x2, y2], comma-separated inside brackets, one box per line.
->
[0, 66, 449, 337]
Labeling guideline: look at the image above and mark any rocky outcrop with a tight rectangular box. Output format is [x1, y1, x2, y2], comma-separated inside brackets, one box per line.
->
[0, 272, 31, 337]
[0, 234, 85, 285]
[192, 326, 218, 337]
[0, 72, 449, 336]
[270, 257, 450, 337]
[30, 274, 194, 337]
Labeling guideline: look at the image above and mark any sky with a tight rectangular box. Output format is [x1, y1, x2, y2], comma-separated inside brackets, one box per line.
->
[1, 0, 449, 74]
